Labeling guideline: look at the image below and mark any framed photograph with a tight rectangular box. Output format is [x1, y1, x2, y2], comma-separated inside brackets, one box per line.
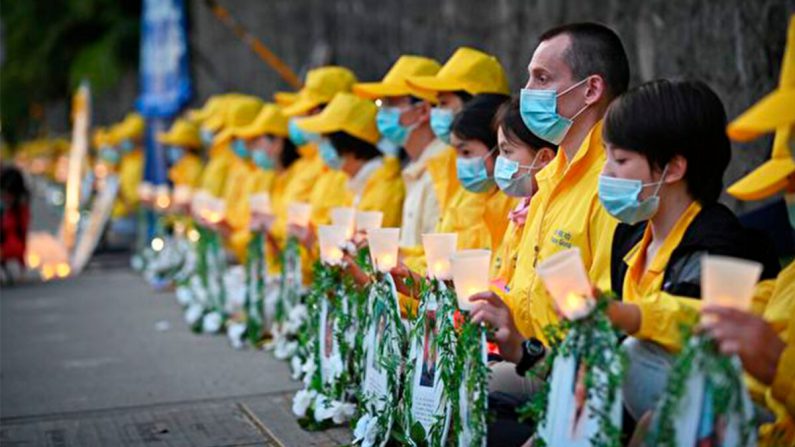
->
[539, 354, 622, 446]
[362, 275, 402, 411]
[409, 301, 446, 432]
[319, 299, 341, 385]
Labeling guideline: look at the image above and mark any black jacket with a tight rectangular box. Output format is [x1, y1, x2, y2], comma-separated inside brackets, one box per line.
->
[610, 202, 781, 299]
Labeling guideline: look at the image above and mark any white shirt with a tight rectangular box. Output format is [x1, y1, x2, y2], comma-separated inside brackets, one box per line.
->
[399, 139, 448, 247]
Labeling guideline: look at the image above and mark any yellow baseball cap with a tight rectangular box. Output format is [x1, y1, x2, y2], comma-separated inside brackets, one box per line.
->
[353, 55, 441, 103]
[296, 92, 380, 144]
[727, 16, 795, 201]
[158, 119, 202, 149]
[728, 17, 795, 142]
[282, 66, 357, 117]
[112, 112, 145, 142]
[189, 96, 225, 123]
[93, 127, 111, 149]
[406, 47, 510, 96]
[234, 103, 289, 139]
[213, 97, 264, 144]
[274, 91, 298, 107]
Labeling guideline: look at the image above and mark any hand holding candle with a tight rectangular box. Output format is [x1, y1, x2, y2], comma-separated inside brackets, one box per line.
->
[422, 233, 457, 280]
[318, 225, 347, 266]
[536, 248, 593, 320]
[367, 228, 400, 273]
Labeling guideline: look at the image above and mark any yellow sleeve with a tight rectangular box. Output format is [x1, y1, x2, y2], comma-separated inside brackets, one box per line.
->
[199, 147, 232, 197]
[309, 169, 352, 226]
[358, 159, 405, 228]
[587, 198, 619, 293]
[634, 291, 701, 352]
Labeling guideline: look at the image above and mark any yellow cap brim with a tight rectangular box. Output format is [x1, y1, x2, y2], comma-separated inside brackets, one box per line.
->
[353, 82, 437, 103]
[203, 114, 225, 132]
[213, 127, 235, 145]
[727, 157, 795, 200]
[728, 89, 795, 141]
[274, 91, 298, 107]
[282, 97, 322, 117]
[406, 75, 463, 94]
[297, 114, 379, 145]
[236, 123, 288, 139]
[158, 133, 201, 149]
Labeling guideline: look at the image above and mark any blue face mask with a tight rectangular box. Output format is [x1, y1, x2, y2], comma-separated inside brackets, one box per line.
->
[200, 128, 215, 147]
[99, 147, 121, 165]
[377, 138, 401, 158]
[456, 148, 496, 193]
[119, 139, 135, 154]
[288, 119, 319, 147]
[251, 150, 274, 170]
[166, 146, 185, 164]
[232, 139, 249, 159]
[598, 166, 668, 225]
[376, 106, 415, 147]
[519, 78, 589, 145]
[430, 107, 454, 144]
[319, 138, 341, 170]
[494, 154, 539, 198]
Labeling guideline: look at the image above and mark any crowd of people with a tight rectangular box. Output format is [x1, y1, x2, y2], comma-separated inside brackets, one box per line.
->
[11, 17, 794, 447]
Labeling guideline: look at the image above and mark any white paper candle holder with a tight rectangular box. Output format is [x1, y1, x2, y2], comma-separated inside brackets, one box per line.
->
[287, 202, 312, 227]
[172, 185, 193, 206]
[368, 228, 400, 273]
[154, 184, 171, 210]
[203, 197, 226, 224]
[701, 255, 762, 311]
[249, 193, 272, 215]
[536, 248, 593, 320]
[137, 182, 154, 201]
[451, 249, 491, 311]
[355, 211, 384, 233]
[422, 233, 458, 280]
[318, 225, 347, 265]
[330, 207, 356, 240]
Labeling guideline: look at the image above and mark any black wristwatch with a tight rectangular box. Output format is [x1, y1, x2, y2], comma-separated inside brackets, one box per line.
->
[515, 337, 546, 377]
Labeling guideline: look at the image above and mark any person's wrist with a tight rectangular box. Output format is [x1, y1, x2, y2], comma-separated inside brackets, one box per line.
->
[505, 331, 525, 364]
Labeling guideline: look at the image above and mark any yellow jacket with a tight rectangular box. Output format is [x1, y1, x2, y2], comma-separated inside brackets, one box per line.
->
[224, 157, 274, 261]
[269, 144, 325, 247]
[112, 149, 144, 218]
[168, 153, 203, 187]
[199, 144, 234, 197]
[491, 216, 524, 292]
[355, 156, 405, 228]
[755, 260, 795, 446]
[506, 121, 618, 344]
[309, 168, 351, 226]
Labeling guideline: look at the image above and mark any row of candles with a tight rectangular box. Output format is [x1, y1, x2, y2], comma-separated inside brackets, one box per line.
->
[138, 181, 764, 317]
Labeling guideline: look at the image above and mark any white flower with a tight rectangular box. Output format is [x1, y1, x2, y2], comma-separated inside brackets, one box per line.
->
[331, 401, 356, 424]
[292, 388, 317, 417]
[328, 353, 344, 380]
[288, 304, 307, 325]
[301, 358, 317, 384]
[313, 395, 334, 422]
[130, 255, 144, 271]
[202, 311, 223, 333]
[353, 413, 379, 446]
[227, 322, 246, 349]
[184, 304, 204, 325]
[225, 284, 246, 313]
[175, 286, 193, 306]
[290, 356, 304, 380]
[274, 340, 297, 360]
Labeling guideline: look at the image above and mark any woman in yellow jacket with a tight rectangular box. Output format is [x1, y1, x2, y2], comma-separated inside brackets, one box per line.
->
[160, 119, 204, 190]
[108, 113, 145, 219]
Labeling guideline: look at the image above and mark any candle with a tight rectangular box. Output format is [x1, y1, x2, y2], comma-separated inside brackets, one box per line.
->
[287, 202, 312, 227]
[450, 249, 491, 311]
[367, 228, 400, 273]
[701, 255, 762, 311]
[330, 207, 356, 240]
[137, 182, 154, 201]
[355, 211, 383, 233]
[535, 248, 593, 320]
[172, 185, 193, 206]
[204, 197, 226, 224]
[318, 225, 347, 265]
[422, 233, 458, 280]
[249, 193, 272, 215]
[154, 184, 171, 210]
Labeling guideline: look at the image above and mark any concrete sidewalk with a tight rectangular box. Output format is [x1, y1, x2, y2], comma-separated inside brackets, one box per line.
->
[0, 265, 348, 446]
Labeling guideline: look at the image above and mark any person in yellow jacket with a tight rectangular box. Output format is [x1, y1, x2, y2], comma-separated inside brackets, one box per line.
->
[701, 15, 795, 445]
[158, 118, 204, 219]
[353, 55, 447, 250]
[282, 66, 358, 228]
[211, 97, 266, 261]
[396, 47, 515, 276]
[108, 112, 145, 219]
[297, 92, 405, 229]
[466, 24, 628, 401]
[490, 98, 557, 291]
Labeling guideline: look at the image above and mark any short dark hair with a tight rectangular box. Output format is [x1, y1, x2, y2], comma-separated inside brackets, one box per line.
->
[278, 136, 299, 168]
[539, 22, 630, 99]
[495, 96, 558, 152]
[603, 79, 731, 204]
[328, 131, 381, 161]
[451, 93, 509, 152]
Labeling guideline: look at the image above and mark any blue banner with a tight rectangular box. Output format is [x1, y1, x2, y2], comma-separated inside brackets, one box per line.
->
[136, 0, 192, 185]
